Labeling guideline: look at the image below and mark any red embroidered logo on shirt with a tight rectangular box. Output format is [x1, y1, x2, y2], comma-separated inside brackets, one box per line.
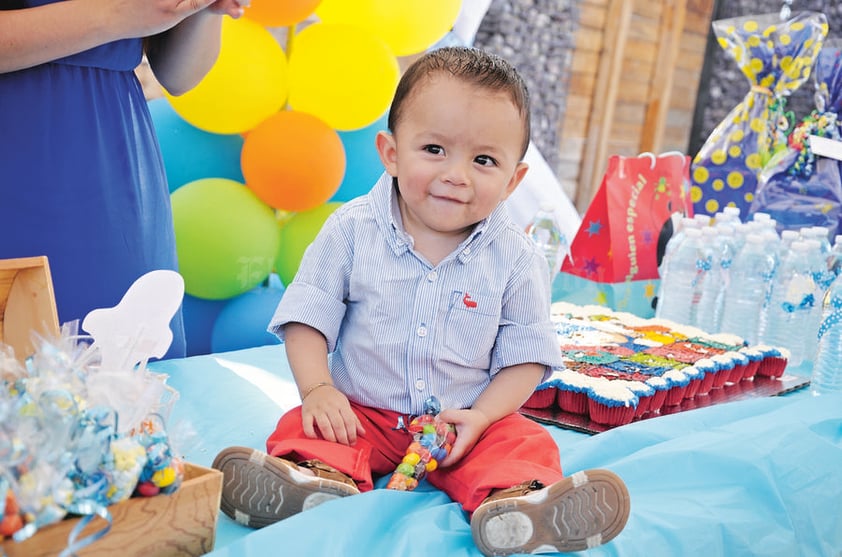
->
[462, 293, 477, 308]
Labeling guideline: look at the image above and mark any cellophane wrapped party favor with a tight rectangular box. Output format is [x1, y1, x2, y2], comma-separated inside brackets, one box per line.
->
[0, 270, 185, 552]
[750, 39, 842, 236]
[691, 11, 828, 219]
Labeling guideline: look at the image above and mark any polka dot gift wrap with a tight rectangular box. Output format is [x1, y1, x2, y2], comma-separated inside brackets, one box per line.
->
[691, 11, 828, 219]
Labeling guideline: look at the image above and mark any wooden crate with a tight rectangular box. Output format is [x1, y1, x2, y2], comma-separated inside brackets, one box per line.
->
[1, 462, 223, 557]
[0, 256, 60, 363]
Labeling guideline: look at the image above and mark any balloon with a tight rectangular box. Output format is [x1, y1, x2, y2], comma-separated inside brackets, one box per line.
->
[165, 18, 288, 134]
[331, 112, 387, 202]
[148, 98, 244, 192]
[276, 202, 343, 285]
[241, 110, 345, 212]
[211, 279, 285, 353]
[288, 23, 399, 131]
[244, 0, 321, 27]
[171, 178, 280, 300]
[182, 294, 227, 356]
[315, 0, 462, 56]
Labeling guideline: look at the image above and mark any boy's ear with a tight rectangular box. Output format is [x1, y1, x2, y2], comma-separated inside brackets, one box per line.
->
[375, 131, 398, 176]
[502, 162, 530, 200]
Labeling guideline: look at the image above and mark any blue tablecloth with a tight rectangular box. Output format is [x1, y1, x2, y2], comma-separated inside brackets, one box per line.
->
[150, 346, 842, 557]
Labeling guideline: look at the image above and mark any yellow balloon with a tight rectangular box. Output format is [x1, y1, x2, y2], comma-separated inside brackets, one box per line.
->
[288, 23, 399, 131]
[316, 0, 462, 56]
[166, 18, 288, 134]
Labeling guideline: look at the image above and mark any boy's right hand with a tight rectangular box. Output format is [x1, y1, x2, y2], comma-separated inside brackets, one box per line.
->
[301, 386, 366, 446]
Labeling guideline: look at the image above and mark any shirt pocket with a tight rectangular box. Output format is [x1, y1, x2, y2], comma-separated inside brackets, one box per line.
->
[443, 290, 500, 365]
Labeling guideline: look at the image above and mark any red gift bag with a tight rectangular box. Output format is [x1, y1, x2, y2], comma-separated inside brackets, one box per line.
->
[554, 152, 693, 316]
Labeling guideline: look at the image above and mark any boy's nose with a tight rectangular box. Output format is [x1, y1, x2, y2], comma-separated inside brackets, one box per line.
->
[442, 161, 469, 186]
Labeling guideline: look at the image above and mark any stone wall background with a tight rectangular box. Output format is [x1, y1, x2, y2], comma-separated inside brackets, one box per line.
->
[688, 0, 842, 155]
[472, 0, 579, 176]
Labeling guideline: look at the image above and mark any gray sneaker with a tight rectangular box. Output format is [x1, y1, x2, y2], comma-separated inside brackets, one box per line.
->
[470, 469, 630, 556]
[212, 446, 360, 528]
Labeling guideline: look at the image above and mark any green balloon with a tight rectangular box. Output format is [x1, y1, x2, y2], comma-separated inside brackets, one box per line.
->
[276, 202, 343, 286]
[172, 178, 280, 299]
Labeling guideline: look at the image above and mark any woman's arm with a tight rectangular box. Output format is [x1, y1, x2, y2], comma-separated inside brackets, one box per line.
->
[144, 0, 246, 95]
[0, 0, 219, 74]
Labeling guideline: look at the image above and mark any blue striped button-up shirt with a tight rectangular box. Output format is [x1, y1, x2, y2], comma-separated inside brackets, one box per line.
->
[269, 173, 564, 415]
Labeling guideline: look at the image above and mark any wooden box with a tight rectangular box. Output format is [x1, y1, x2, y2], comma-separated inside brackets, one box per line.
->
[1, 462, 223, 557]
[0, 256, 223, 555]
[0, 256, 60, 363]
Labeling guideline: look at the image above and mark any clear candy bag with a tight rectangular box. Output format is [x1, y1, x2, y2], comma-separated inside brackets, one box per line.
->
[750, 39, 842, 236]
[691, 11, 828, 218]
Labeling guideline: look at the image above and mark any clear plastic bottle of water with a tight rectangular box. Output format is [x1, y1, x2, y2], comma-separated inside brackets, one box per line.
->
[525, 202, 567, 284]
[759, 241, 816, 367]
[811, 271, 842, 395]
[719, 233, 776, 344]
[655, 227, 711, 326]
[696, 225, 736, 333]
[804, 238, 835, 367]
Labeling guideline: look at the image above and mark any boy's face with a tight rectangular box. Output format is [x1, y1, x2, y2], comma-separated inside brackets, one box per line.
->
[376, 74, 529, 242]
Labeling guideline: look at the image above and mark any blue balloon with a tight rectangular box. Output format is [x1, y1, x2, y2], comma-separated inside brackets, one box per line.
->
[182, 294, 227, 357]
[148, 98, 245, 193]
[330, 112, 388, 202]
[211, 280, 285, 353]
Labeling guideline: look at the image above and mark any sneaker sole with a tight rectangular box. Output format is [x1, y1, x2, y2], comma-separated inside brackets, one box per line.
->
[471, 469, 630, 555]
[212, 446, 359, 528]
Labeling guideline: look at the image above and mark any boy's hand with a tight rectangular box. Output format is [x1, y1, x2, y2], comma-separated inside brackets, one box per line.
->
[436, 408, 491, 467]
[301, 386, 366, 446]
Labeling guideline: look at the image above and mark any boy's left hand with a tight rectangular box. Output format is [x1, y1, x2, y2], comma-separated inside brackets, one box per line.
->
[436, 408, 491, 467]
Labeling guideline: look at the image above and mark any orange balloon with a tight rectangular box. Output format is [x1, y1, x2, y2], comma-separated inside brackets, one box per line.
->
[245, 0, 322, 27]
[242, 110, 346, 212]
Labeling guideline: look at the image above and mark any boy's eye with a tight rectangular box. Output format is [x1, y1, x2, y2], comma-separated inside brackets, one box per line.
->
[475, 155, 497, 167]
[423, 144, 444, 155]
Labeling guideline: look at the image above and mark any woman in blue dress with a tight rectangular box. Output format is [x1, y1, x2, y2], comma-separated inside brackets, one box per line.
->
[0, 0, 245, 358]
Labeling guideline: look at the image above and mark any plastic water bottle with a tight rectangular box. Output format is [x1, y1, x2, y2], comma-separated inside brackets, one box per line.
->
[655, 227, 711, 326]
[803, 238, 835, 366]
[811, 271, 842, 395]
[696, 225, 735, 333]
[759, 241, 816, 367]
[525, 202, 567, 284]
[719, 233, 776, 344]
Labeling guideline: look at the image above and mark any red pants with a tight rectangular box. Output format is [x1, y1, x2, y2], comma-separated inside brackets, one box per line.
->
[266, 402, 564, 513]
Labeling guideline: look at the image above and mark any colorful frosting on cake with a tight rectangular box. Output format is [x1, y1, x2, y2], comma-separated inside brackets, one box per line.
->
[524, 302, 792, 426]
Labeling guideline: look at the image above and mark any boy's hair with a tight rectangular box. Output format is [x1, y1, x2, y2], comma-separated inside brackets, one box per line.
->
[387, 46, 531, 159]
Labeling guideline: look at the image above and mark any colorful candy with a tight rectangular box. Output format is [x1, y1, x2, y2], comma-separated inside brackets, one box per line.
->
[386, 396, 456, 491]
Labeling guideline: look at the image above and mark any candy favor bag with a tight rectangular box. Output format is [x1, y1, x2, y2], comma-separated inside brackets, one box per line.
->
[691, 11, 828, 218]
[553, 153, 692, 317]
[750, 40, 842, 236]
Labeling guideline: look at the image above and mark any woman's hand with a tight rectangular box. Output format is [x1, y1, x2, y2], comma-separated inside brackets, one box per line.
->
[301, 385, 366, 446]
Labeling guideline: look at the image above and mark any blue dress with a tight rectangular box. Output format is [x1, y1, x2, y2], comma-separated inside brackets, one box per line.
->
[0, 0, 186, 358]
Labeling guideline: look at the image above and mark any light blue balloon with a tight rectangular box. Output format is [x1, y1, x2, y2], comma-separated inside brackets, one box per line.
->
[182, 294, 227, 357]
[210, 279, 285, 353]
[148, 98, 245, 193]
[330, 112, 388, 202]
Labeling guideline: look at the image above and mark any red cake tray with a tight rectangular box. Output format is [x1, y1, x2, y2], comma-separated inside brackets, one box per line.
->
[520, 374, 811, 435]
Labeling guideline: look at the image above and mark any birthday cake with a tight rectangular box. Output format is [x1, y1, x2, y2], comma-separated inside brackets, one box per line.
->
[525, 302, 791, 426]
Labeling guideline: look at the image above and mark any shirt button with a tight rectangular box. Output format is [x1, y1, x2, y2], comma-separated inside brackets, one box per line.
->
[416, 326, 427, 337]
[415, 379, 426, 390]
[462, 247, 471, 256]
[427, 271, 438, 282]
